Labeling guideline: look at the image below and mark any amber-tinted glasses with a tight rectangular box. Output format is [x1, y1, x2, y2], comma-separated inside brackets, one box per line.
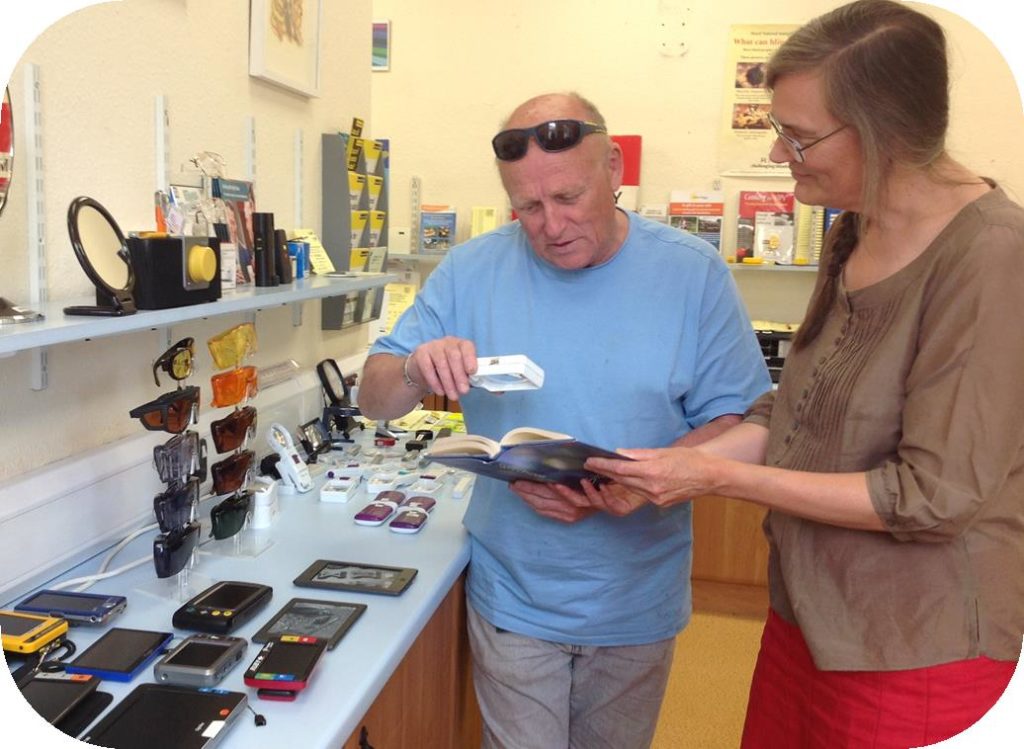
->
[210, 450, 256, 495]
[210, 366, 258, 408]
[129, 386, 200, 433]
[207, 323, 257, 370]
[210, 406, 258, 454]
[152, 337, 195, 387]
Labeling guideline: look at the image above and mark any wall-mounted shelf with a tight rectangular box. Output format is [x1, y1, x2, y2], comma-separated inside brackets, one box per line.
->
[728, 263, 818, 273]
[386, 253, 446, 263]
[0, 272, 395, 357]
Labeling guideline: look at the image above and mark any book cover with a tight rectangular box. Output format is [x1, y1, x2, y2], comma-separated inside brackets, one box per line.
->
[736, 191, 794, 263]
[211, 177, 256, 284]
[668, 190, 725, 250]
[420, 209, 456, 253]
[424, 427, 630, 487]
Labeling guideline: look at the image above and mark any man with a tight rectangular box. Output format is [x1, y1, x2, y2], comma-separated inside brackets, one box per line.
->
[358, 92, 770, 749]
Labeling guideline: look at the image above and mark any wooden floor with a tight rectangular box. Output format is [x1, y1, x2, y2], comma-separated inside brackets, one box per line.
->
[691, 578, 769, 620]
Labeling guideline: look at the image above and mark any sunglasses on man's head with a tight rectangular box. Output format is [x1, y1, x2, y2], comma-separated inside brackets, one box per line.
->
[153, 337, 194, 387]
[129, 386, 200, 434]
[207, 323, 257, 370]
[211, 449, 256, 496]
[153, 521, 200, 579]
[210, 366, 259, 408]
[210, 490, 253, 540]
[491, 119, 608, 161]
[153, 478, 200, 534]
[210, 406, 258, 454]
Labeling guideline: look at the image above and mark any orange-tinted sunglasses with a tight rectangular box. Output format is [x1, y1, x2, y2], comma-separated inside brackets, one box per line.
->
[210, 366, 258, 408]
[129, 386, 200, 434]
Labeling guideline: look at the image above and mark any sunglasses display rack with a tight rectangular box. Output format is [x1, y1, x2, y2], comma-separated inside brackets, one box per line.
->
[129, 336, 214, 603]
[202, 323, 274, 562]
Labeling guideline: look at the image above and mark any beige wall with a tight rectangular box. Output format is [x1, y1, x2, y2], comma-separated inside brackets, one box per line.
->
[0, 0, 373, 482]
[369, 0, 1023, 320]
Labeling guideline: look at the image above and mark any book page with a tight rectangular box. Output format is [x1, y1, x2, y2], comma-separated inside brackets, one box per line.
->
[426, 434, 501, 458]
[501, 427, 573, 446]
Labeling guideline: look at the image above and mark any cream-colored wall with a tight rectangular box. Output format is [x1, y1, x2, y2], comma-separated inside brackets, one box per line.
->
[0, 0, 373, 482]
[370, 0, 1023, 320]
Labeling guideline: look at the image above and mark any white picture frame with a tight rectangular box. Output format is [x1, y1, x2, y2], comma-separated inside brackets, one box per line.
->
[249, 0, 323, 97]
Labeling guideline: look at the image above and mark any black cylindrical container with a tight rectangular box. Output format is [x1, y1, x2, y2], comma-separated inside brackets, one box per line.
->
[252, 212, 278, 286]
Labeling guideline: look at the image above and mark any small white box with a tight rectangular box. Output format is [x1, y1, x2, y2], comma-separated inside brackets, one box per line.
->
[320, 476, 362, 503]
[469, 355, 544, 392]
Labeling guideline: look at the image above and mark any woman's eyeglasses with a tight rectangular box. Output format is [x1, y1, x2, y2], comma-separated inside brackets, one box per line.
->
[153, 478, 200, 533]
[766, 112, 849, 164]
[153, 521, 200, 578]
[210, 366, 259, 408]
[211, 450, 256, 495]
[210, 491, 253, 540]
[152, 337, 195, 387]
[153, 431, 207, 484]
[491, 119, 608, 162]
[210, 406, 258, 454]
[129, 386, 200, 433]
[207, 323, 257, 370]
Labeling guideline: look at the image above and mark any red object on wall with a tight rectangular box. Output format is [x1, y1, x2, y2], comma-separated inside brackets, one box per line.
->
[611, 135, 642, 210]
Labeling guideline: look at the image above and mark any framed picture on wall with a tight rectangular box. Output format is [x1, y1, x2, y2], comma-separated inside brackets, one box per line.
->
[249, 0, 323, 97]
[372, 20, 391, 71]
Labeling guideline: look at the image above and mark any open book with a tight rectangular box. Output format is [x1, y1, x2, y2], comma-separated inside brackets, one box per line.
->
[423, 427, 630, 487]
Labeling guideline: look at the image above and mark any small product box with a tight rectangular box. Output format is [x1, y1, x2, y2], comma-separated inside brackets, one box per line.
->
[469, 355, 545, 392]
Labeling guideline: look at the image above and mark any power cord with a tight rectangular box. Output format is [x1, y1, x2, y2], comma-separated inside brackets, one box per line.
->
[245, 703, 267, 727]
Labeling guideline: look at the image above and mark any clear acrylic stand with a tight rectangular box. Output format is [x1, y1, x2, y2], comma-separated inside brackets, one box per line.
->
[199, 516, 274, 560]
[134, 553, 212, 603]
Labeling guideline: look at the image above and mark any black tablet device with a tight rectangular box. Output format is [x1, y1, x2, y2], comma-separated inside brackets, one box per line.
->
[81, 683, 247, 749]
[65, 627, 173, 682]
[19, 671, 100, 725]
[172, 580, 272, 634]
[252, 598, 366, 650]
[293, 560, 418, 596]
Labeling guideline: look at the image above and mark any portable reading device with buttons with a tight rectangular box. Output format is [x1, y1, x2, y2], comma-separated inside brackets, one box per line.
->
[0, 610, 69, 654]
[243, 635, 328, 700]
[266, 423, 313, 493]
[16, 589, 127, 625]
[153, 634, 248, 687]
[172, 581, 273, 634]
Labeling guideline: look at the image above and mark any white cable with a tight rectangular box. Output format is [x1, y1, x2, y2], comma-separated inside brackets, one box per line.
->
[50, 554, 152, 592]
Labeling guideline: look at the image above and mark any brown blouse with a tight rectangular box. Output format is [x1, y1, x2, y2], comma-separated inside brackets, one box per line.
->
[745, 185, 1024, 671]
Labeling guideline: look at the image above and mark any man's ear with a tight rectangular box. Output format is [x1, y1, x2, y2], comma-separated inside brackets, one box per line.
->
[607, 141, 624, 192]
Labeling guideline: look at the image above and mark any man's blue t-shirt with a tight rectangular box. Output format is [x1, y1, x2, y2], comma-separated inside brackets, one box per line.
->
[371, 211, 770, 645]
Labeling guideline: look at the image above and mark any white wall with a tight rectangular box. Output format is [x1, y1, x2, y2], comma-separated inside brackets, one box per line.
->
[0, 0, 374, 482]
[369, 0, 1024, 320]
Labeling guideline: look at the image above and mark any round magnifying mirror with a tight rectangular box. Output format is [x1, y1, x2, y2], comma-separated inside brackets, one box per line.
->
[64, 196, 137, 316]
[316, 358, 349, 405]
[0, 87, 44, 325]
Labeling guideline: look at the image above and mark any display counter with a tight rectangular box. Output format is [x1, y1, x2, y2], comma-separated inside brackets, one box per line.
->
[3, 448, 480, 748]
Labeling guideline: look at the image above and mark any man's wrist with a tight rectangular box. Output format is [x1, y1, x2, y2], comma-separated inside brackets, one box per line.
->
[402, 354, 425, 390]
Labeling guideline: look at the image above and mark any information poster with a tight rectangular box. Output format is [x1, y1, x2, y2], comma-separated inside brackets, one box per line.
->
[719, 24, 798, 177]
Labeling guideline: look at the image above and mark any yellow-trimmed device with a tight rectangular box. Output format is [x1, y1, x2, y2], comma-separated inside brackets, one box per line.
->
[0, 610, 69, 654]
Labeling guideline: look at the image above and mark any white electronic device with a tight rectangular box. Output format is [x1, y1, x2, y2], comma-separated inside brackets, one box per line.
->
[320, 476, 362, 503]
[469, 355, 544, 392]
[365, 470, 416, 497]
[407, 476, 443, 495]
[452, 475, 474, 499]
[326, 462, 366, 481]
[266, 423, 313, 494]
[250, 476, 280, 528]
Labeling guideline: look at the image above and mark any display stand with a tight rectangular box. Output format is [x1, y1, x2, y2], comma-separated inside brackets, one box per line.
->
[200, 522, 274, 560]
[321, 131, 390, 330]
[134, 564, 212, 604]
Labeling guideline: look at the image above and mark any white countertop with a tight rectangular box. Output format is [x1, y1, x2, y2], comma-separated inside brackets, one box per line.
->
[4, 447, 473, 748]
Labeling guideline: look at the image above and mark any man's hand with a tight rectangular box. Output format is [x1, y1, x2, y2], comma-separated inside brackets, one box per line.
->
[407, 337, 478, 402]
[509, 480, 598, 524]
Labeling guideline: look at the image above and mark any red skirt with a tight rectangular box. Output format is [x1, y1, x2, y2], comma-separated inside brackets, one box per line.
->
[741, 610, 1016, 749]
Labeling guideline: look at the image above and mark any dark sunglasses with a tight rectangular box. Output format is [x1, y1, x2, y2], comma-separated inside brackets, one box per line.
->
[210, 450, 255, 495]
[210, 491, 253, 540]
[153, 521, 200, 578]
[129, 386, 200, 434]
[153, 431, 207, 485]
[491, 119, 608, 161]
[153, 478, 200, 533]
[153, 337, 195, 387]
[210, 406, 258, 454]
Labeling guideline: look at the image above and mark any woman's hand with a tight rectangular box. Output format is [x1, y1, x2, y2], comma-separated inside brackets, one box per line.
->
[585, 446, 721, 508]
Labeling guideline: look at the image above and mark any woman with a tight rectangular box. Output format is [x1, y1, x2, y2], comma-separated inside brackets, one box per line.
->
[583, 1, 1024, 746]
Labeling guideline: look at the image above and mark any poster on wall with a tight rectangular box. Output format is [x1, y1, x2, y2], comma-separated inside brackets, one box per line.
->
[249, 0, 323, 97]
[719, 24, 797, 177]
